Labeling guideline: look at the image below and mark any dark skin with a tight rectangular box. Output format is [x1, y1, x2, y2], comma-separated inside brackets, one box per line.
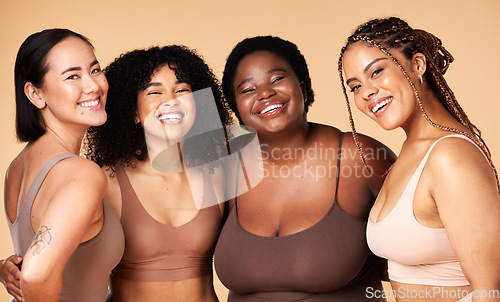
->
[0, 256, 22, 301]
[232, 51, 396, 238]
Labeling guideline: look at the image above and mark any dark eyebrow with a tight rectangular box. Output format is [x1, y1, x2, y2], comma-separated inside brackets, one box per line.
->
[236, 78, 251, 90]
[268, 68, 288, 74]
[143, 82, 161, 90]
[61, 66, 81, 75]
[143, 80, 186, 90]
[346, 57, 387, 85]
[61, 60, 100, 75]
[236, 68, 289, 90]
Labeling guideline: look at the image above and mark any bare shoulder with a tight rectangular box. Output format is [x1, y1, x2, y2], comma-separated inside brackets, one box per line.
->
[341, 132, 396, 172]
[44, 156, 107, 197]
[308, 122, 341, 137]
[51, 156, 105, 181]
[427, 136, 497, 187]
[339, 132, 396, 202]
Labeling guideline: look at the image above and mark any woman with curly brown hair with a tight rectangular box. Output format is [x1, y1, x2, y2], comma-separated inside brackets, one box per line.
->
[339, 17, 500, 302]
[86, 45, 233, 301]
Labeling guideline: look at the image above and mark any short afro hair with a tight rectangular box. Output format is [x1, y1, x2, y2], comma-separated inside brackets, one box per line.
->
[222, 36, 315, 124]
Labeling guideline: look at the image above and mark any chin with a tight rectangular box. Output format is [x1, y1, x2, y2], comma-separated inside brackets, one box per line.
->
[375, 121, 401, 131]
[91, 116, 108, 127]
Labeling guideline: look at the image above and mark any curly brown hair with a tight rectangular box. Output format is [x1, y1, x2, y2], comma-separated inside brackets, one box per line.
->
[85, 45, 233, 173]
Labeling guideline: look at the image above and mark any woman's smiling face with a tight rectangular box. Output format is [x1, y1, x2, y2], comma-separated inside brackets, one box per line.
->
[37, 36, 108, 128]
[233, 51, 306, 135]
[342, 42, 420, 131]
[137, 64, 195, 145]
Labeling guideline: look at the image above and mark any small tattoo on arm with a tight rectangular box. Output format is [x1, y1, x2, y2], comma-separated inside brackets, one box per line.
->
[30, 226, 52, 256]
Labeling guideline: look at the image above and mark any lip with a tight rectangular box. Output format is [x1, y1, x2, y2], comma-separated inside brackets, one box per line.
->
[78, 96, 102, 111]
[254, 99, 289, 118]
[368, 96, 393, 117]
[156, 109, 185, 125]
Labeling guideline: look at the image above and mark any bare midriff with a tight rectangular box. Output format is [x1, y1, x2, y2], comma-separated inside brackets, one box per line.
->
[108, 273, 218, 302]
[389, 280, 471, 302]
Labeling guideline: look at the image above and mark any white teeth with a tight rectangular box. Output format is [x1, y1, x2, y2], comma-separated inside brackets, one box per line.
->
[79, 99, 99, 107]
[260, 104, 283, 114]
[158, 113, 183, 121]
[371, 97, 392, 113]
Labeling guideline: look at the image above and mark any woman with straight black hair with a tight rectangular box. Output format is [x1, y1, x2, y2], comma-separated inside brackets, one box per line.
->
[1, 28, 124, 302]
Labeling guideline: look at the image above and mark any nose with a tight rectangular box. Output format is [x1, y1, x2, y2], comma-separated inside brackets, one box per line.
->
[82, 74, 100, 94]
[256, 85, 276, 101]
[161, 96, 180, 107]
[362, 83, 378, 100]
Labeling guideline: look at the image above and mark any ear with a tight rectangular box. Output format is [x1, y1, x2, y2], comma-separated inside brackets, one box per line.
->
[134, 111, 141, 124]
[24, 82, 46, 109]
[299, 82, 307, 103]
[412, 53, 427, 78]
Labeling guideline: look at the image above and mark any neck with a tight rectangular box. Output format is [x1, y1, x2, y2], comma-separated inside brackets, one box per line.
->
[136, 153, 186, 179]
[259, 121, 310, 162]
[402, 89, 465, 141]
[46, 125, 84, 155]
[148, 142, 184, 172]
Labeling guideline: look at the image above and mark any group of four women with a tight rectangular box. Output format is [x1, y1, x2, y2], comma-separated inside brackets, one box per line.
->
[0, 16, 499, 302]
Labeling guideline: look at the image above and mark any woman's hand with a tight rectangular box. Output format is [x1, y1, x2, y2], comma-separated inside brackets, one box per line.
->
[1, 255, 23, 301]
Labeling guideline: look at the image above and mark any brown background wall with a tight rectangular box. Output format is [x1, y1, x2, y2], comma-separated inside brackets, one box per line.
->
[1, 0, 498, 301]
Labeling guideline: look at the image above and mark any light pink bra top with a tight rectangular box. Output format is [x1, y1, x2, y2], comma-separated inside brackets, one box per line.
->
[367, 134, 484, 287]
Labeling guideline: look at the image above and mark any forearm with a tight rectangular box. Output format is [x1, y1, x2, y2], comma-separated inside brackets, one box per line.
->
[21, 274, 62, 302]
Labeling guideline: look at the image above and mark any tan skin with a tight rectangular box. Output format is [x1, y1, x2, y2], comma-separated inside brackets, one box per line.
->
[343, 42, 500, 302]
[3, 36, 109, 302]
[105, 160, 221, 302]
[104, 65, 223, 302]
[232, 50, 395, 242]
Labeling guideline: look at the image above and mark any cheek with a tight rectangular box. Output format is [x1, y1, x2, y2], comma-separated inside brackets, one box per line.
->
[235, 96, 251, 116]
[100, 77, 109, 93]
[187, 101, 196, 127]
[185, 96, 196, 115]
[136, 100, 154, 121]
[353, 95, 365, 113]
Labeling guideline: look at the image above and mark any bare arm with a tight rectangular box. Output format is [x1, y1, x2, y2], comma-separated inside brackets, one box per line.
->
[1, 255, 23, 301]
[20, 158, 107, 302]
[430, 138, 500, 302]
[354, 132, 397, 199]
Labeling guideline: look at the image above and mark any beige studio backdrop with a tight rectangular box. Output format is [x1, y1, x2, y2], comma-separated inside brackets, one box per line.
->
[0, 0, 499, 301]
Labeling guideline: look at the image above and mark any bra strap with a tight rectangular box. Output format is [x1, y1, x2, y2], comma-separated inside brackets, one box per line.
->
[334, 132, 344, 202]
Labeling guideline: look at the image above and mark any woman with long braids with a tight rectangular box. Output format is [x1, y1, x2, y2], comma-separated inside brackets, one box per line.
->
[339, 17, 500, 301]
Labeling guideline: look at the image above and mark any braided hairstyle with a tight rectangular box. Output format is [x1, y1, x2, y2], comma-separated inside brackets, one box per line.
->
[338, 17, 498, 189]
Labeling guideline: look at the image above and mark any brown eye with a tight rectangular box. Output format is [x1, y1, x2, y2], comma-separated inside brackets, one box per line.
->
[372, 68, 383, 77]
[271, 76, 285, 84]
[350, 84, 361, 93]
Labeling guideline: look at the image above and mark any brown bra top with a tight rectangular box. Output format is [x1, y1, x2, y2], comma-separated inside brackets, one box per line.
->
[6, 153, 124, 302]
[214, 133, 385, 301]
[111, 166, 223, 282]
